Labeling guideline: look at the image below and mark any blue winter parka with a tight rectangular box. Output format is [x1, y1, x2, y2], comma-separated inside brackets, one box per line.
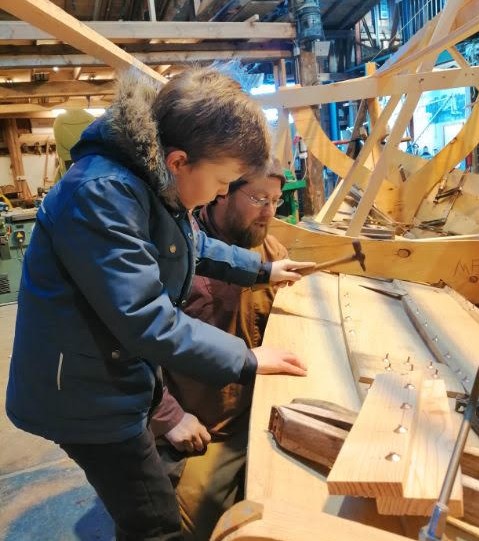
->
[6, 76, 265, 445]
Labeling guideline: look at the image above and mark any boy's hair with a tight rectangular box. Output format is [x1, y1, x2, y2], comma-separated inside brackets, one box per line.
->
[209, 157, 285, 205]
[228, 157, 286, 194]
[153, 66, 271, 176]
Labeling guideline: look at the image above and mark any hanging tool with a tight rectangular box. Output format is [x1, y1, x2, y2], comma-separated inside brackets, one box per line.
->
[294, 239, 366, 276]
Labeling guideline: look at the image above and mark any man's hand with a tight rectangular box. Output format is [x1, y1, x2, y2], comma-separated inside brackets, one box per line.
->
[252, 345, 307, 376]
[164, 412, 211, 453]
[270, 259, 316, 286]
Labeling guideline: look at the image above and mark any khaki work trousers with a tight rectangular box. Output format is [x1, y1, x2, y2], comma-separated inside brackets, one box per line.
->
[160, 429, 247, 541]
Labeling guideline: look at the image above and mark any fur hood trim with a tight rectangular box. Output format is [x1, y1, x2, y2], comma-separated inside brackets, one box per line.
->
[105, 70, 177, 205]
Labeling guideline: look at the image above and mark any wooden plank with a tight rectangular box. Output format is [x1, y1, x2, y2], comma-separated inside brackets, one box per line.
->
[377, 5, 479, 78]
[216, 499, 411, 541]
[379, 16, 438, 73]
[327, 372, 422, 498]
[0, 0, 167, 83]
[256, 67, 479, 109]
[290, 107, 373, 192]
[317, 95, 401, 225]
[288, 400, 357, 430]
[399, 281, 479, 395]
[375, 379, 463, 516]
[232, 270, 479, 540]
[246, 273, 362, 508]
[269, 401, 476, 522]
[463, 475, 479, 527]
[338, 274, 465, 400]
[0, 20, 296, 41]
[241, 274, 413, 539]
[269, 218, 479, 304]
[272, 98, 293, 169]
[399, 101, 479, 224]
[462, 446, 479, 479]
[0, 48, 292, 70]
[0, 80, 116, 100]
[346, 94, 416, 236]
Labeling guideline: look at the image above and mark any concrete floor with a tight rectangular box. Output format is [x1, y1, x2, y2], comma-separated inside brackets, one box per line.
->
[0, 303, 114, 541]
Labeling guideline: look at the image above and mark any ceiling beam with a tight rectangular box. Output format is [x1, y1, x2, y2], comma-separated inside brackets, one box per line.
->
[0, 21, 296, 41]
[0, 48, 292, 69]
[0, 0, 167, 83]
[0, 80, 117, 100]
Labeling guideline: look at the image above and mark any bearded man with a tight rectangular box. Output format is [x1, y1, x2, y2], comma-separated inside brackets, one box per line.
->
[151, 159, 288, 540]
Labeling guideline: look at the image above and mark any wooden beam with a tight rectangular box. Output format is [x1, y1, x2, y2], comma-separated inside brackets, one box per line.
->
[377, 10, 479, 78]
[268, 218, 479, 305]
[0, 48, 292, 69]
[0, 80, 116, 100]
[327, 372, 423, 499]
[318, 95, 401, 225]
[347, 0, 462, 237]
[212, 499, 411, 541]
[0, 98, 111, 118]
[338, 275, 465, 402]
[328, 374, 463, 516]
[0, 0, 167, 83]
[400, 101, 479, 224]
[0, 20, 296, 41]
[257, 66, 479, 109]
[375, 379, 463, 516]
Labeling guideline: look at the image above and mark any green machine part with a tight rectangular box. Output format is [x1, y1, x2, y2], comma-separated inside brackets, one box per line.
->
[280, 169, 306, 224]
[0, 210, 36, 305]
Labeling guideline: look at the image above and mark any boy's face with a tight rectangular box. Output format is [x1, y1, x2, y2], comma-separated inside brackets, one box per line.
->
[174, 157, 246, 210]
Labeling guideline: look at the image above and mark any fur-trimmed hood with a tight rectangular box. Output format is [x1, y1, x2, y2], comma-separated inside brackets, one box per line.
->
[71, 70, 177, 204]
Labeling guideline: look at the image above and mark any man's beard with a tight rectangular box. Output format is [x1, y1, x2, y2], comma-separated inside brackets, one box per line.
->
[225, 215, 268, 249]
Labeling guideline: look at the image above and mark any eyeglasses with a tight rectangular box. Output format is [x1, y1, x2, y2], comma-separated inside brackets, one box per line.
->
[238, 188, 284, 209]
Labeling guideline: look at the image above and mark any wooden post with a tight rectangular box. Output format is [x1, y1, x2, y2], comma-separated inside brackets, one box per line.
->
[1, 118, 33, 200]
[298, 51, 325, 215]
[272, 61, 293, 170]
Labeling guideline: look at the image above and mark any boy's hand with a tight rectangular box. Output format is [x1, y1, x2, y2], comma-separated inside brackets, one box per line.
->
[164, 413, 211, 453]
[252, 346, 307, 376]
[270, 259, 316, 286]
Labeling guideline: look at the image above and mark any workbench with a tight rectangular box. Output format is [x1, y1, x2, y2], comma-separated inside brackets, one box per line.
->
[214, 272, 479, 541]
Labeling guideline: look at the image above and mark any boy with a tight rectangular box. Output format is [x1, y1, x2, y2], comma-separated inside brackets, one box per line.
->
[6, 67, 312, 540]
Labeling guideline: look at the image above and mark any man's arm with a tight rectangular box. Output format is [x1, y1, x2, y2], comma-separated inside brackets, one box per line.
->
[150, 388, 211, 453]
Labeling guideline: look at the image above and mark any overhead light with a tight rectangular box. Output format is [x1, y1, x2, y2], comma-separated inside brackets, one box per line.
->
[51, 107, 105, 118]
[52, 66, 59, 72]
[85, 108, 105, 117]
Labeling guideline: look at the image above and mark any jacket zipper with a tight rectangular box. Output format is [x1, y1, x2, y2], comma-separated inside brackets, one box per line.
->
[56, 352, 64, 390]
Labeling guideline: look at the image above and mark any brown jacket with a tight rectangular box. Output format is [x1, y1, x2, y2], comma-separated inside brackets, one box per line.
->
[150, 205, 288, 440]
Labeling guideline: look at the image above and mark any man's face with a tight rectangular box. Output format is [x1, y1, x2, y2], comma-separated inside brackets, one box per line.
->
[222, 175, 283, 248]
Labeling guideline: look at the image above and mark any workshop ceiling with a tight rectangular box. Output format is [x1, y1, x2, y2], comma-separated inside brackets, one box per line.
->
[0, 0, 380, 117]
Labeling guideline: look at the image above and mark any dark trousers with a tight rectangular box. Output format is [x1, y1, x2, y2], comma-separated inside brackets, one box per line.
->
[61, 429, 183, 541]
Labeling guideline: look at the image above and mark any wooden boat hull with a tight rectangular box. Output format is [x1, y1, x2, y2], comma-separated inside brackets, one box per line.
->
[270, 218, 479, 304]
